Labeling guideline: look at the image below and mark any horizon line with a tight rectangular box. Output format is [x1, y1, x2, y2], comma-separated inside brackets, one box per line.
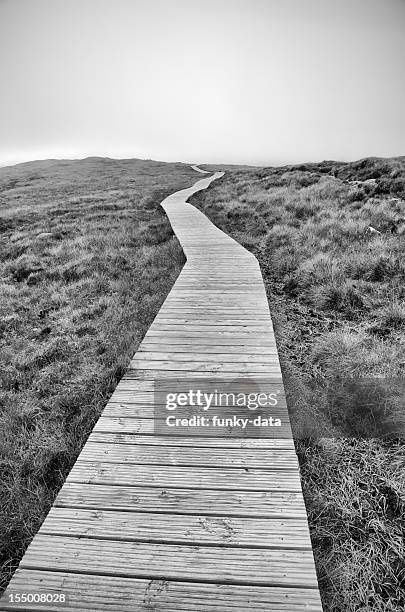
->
[1, 151, 404, 171]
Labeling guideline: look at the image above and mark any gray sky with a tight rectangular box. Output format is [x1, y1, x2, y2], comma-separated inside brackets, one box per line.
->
[1, 0, 404, 166]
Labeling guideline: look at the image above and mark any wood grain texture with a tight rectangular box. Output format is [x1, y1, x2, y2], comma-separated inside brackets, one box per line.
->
[39, 508, 312, 549]
[55, 483, 307, 518]
[19, 536, 319, 588]
[66, 462, 302, 491]
[1, 571, 323, 611]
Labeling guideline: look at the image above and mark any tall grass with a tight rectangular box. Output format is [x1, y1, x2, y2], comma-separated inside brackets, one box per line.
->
[191, 157, 405, 611]
[0, 158, 194, 591]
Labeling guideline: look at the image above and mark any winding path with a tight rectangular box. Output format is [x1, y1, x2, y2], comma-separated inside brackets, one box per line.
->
[1, 170, 322, 611]
[190, 164, 209, 174]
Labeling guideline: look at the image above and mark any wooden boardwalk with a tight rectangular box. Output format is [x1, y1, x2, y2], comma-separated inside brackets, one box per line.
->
[1, 170, 322, 610]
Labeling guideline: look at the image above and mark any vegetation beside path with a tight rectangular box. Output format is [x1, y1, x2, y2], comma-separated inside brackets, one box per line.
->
[192, 156, 405, 612]
[0, 157, 194, 591]
[1, 155, 404, 609]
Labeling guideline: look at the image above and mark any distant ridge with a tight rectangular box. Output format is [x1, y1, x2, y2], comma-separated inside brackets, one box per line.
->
[1, 154, 404, 175]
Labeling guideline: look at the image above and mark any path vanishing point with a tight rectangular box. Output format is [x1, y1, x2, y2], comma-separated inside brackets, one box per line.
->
[1, 168, 322, 610]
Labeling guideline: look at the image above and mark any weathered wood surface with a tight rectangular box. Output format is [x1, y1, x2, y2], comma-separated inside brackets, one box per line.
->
[0, 170, 322, 610]
[4, 571, 323, 611]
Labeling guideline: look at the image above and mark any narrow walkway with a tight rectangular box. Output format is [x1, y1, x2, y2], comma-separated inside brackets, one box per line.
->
[1, 171, 322, 610]
[190, 164, 209, 174]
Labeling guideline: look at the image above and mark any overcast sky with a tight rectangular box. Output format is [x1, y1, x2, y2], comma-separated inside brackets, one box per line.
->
[1, 0, 404, 167]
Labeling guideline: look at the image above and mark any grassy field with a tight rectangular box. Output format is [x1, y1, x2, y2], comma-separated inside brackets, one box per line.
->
[0, 157, 198, 592]
[191, 156, 405, 612]
[1, 155, 404, 609]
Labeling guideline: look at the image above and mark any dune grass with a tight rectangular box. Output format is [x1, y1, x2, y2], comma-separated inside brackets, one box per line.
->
[0, 157, 197, 592]
[191, 157, 405, 612]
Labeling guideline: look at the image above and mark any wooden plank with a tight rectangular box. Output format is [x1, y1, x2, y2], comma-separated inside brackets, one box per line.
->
[144, 329, 275, 339]
[104, 399, 288, 412]
[149, 324, 271, 331]
[134, 351, 280, 362]
[138, 343, 278, 353]
[101, 404, 289, 419]
[55, 483, 306, 518]
[124, 370, 283, 380]
[111, 379, 284, 391]
[92, 416, 292, 438]
[0, 570, 323, 611]
[78, 443, 299, 469]
[173, 276, 263, 281]
[117, 377, 283, 387]
[159, 302, 270, 307]
[162, 294, 268, 302]
[107, 383, 286, 396]
[87, 432, 295, 448]
[66, 463, 302, 491]
[39, 508, 311, 549]
[155, 310, 272, 316]
[153, 318, 273, 325]
[140, 335, 277, 346]
[19, 535, 320, 588]
[128, 361, 282, 373]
